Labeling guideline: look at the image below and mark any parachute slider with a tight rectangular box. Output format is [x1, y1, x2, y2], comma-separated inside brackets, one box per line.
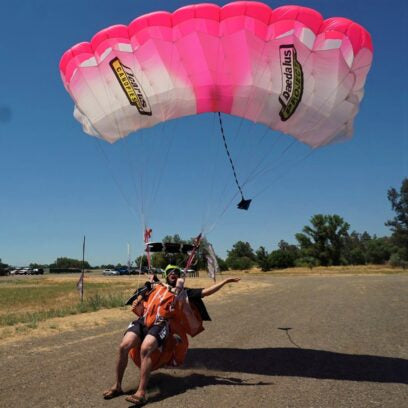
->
[146, 242, 163, 252]
[237, 198, 252, 210]
[145, 242, 195, 254]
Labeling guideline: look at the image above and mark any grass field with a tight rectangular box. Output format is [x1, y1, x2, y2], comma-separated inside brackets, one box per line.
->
[0, 274, 138, 327]
[0, 265, 405, 343]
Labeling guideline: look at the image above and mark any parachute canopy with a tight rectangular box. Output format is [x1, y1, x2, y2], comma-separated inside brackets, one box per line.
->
[60, 1, 373, 147]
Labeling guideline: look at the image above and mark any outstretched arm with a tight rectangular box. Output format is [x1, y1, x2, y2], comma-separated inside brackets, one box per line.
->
[201, 277, 240, 298]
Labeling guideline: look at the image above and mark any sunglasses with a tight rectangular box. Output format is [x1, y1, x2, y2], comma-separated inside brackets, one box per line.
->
[167, 269, 181, 276]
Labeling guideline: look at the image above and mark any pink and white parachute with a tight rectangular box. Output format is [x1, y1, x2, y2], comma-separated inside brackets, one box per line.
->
[60, 1, 373, 147]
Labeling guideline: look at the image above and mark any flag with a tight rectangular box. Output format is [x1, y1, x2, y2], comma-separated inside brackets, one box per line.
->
[206, 244, 219, 281]
[77, 236, 85, 302]
[77, 271, 84, 300]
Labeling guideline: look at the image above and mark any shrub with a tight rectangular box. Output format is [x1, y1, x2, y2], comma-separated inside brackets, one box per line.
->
[227, 256, 254, 270]
[295, 257, 320, 269]
[389, 253, 408, 269]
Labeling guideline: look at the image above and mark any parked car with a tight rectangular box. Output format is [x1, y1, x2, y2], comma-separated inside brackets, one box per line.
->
[31, 268, 44, 275]
[18, 267, 33, 275]
[102, 269, 119, 276]
[116, 267, 130, 275]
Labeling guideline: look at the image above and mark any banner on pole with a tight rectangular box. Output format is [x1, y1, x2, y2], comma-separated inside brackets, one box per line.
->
[77, 236, 86, 302]
[76, 272, 84, 299]
[206, 243, 219, 281]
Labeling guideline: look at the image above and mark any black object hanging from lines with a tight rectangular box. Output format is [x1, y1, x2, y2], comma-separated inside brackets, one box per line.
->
[218, 112, 252, 210]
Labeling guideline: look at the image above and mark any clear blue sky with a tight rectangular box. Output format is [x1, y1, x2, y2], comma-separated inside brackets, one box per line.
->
[0, 0, 406, 267]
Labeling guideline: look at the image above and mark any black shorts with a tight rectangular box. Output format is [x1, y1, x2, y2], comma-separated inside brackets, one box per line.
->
[125, 318, 169, 347]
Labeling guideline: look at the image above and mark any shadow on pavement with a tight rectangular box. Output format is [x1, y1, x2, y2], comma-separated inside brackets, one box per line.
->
[183, 347, 408, 384]
[127, 373, 271, 405]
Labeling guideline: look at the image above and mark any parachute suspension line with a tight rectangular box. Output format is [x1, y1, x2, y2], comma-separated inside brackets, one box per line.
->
[148, 121, 178, 217]
[94, 139, 138, 219]
[134, 226, 151, 292]
[202, 112, 232, 233]
[141, 35, 180, 221]
[74, 57, 138, 219]
[122, 135, 144, 219]
[244, 58, 348, 192]
[233, 39, 315, 193]
[243, 138, 298, 187]
[201, 112, 219, 232]
[252, 148, 316, 200]
[204, 189, 241, 236]
[218, 112, 252, 210]
[91, 54, 144, 232]
[239, 126, 278, 188]
[202, 36, 246, 229]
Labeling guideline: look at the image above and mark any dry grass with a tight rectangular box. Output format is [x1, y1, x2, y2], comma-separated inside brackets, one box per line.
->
[0, 266, 405, 345]
[237, 264, 407, 276]
[0, 273, 268, 345]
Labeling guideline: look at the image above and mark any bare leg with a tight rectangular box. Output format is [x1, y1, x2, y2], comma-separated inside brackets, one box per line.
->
[103, 331, 140, 398]
[133, 334, 159, 399]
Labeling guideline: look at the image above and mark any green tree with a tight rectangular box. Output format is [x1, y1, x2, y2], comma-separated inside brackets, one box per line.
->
[162, 234, 183, 244]
[269, 249, 295, 269]
[50, 257, 91, 269]
[385, 178, 408, 260]
[257, 241, 300, 270]
[389, 253, 408, 269]
[365, 236, 393, 264]
[135, 255, 148, 268]
[256, 246, 271, 271]
[0, 258, 9, 276]
[227, 241, 256, 260]
[151, 252, 168, 269]
[101, 264, 115, 270]
[344, 231, 370, 265]
[277, 240, 300, 265]
[295, 256, 319, 269]
[29, 262, 49, 269]
[295, 214, 350, 266]
[216, 255, 228, 272]
[227, 256, 253, 270]
[226, 241, 255, 270]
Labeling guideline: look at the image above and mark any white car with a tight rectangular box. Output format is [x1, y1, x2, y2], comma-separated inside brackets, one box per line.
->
[102, 269, 119, 276]
[11, 268, 32, 275]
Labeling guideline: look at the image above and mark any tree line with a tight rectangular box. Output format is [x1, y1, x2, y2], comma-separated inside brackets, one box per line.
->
[227, 179, 407, 270]
[140, 178, 408, 271]
[1, 178, 407, 273]
[224, 178, 407, 270]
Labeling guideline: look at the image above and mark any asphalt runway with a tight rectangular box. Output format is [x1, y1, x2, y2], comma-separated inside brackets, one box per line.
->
[1, 274, 407, 407]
